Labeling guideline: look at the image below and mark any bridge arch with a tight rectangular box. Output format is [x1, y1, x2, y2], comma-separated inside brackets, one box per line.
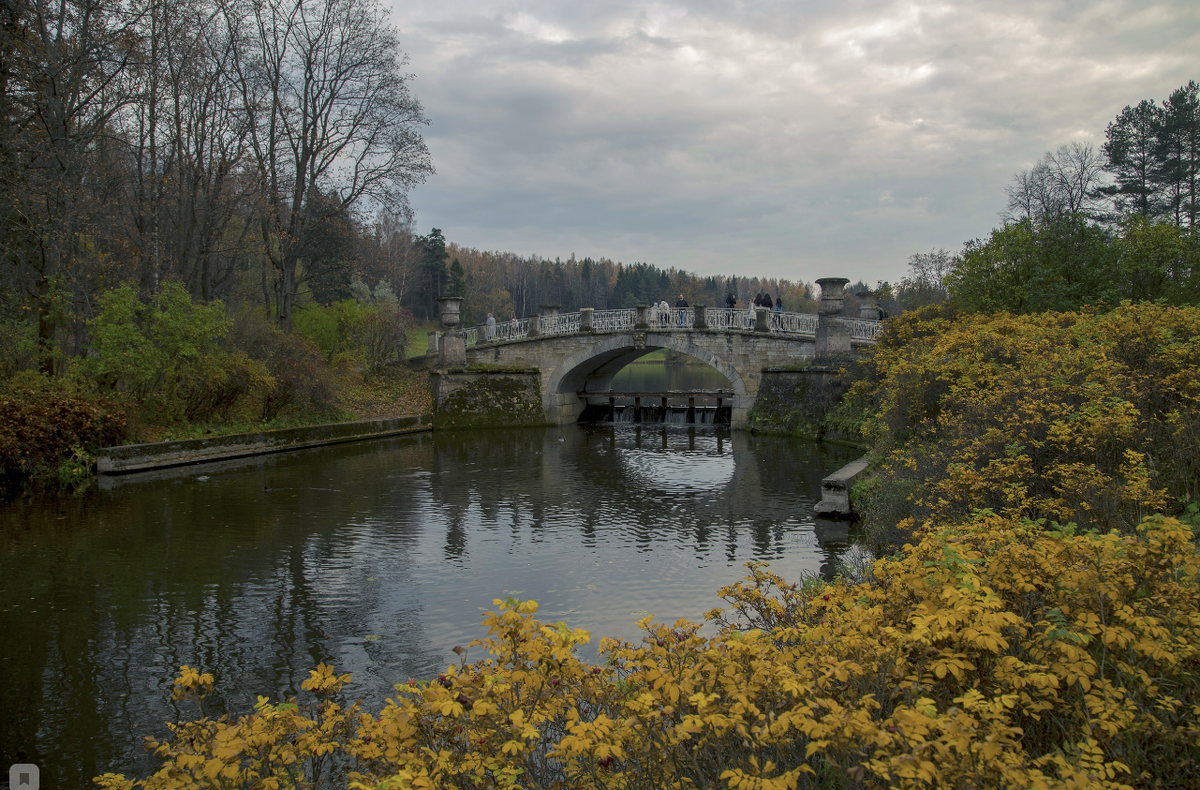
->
[546, 333, 748, 399]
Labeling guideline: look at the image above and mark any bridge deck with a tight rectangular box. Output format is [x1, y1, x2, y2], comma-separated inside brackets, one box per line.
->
[460, 307, 882, 347]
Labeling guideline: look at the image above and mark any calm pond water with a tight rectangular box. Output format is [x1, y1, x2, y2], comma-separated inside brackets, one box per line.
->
[0, 425, 857, 785]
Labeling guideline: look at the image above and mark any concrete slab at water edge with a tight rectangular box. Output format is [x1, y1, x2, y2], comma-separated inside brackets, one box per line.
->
[815, 456, 870, 517]
[96, 415, 432, 474]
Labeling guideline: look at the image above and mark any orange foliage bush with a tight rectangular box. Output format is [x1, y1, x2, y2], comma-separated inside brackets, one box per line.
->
[0, 388, 127, 486]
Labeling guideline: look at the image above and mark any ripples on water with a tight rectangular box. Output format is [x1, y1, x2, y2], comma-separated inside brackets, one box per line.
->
[0, 425, 857, 784]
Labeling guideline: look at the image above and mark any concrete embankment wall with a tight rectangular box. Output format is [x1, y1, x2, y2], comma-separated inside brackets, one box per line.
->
[815, 456, 871, 517]
[747, 365, 859, 443]
[97, 414, 432, 475]
[431, 368, 546, 430]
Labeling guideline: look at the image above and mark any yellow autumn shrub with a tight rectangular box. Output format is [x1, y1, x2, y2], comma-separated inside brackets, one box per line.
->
[97, 513, 1200, 790]
[832, 303, 1200, 547]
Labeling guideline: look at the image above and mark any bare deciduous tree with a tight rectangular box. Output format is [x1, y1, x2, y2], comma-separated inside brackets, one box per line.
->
[225, 0, 432, 329]
[1003, 141, 1107, 224]
[2, 0, 140, 370]
[897, 248, 953, 309]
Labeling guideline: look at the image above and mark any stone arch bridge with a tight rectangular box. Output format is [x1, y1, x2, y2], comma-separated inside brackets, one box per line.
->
[435, 304, 881, 429]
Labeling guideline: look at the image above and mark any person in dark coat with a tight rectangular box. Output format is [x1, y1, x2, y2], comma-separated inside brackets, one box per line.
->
[725, 293, 737, 310]
[675, 294, 689, 326]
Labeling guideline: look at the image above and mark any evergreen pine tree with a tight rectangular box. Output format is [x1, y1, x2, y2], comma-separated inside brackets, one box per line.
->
[447, 258, 466, 297]
[1103, 99, 1164, 217]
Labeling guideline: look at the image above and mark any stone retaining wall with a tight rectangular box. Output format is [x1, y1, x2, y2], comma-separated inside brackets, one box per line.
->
[747, 366, 854, 440]
[96, 414, 432, 474]
[815, 456, 871, 517]
[431, 368, 545, 430]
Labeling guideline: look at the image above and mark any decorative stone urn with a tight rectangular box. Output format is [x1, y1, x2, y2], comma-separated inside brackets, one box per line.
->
[856, 292, 880, 321]
[436, 296, 464, 329]
[815, 277, 850, 316]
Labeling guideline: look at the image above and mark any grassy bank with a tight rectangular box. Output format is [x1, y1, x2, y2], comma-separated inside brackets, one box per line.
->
[0, 286, 432, 494]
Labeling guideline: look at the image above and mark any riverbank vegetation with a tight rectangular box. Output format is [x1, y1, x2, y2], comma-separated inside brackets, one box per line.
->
[832, 302, 1200, 554]
[0, 284, 430, 492]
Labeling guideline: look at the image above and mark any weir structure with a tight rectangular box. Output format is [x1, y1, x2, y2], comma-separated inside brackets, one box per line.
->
[429, 279, 882, 430]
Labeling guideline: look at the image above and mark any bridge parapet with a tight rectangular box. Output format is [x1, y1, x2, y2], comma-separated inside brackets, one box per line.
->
[461, 307, 881, 347]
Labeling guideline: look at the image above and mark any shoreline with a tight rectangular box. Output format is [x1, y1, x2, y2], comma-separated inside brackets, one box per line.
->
[96, 414, 433, 475]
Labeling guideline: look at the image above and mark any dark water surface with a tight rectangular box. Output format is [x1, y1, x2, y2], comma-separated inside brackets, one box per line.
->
[0, 425, 856, 785]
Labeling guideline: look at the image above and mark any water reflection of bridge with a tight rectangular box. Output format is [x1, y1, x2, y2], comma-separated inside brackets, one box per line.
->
[426, 426, 854, 575]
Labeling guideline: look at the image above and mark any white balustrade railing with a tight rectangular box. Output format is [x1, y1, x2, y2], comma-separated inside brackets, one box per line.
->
[540, 312, 582, 336]
[456, 307, 881, 346]
[465, 317, 530, 345]
[707, 308, 757, 331]
[649, 306, 694, 329]
[591, 309, 636, 332]
[773, 311, 819, 335]
[843, 317, 885, 341]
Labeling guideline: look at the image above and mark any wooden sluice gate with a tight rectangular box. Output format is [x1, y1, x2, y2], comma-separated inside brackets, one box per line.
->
[575, 390, 735, 425]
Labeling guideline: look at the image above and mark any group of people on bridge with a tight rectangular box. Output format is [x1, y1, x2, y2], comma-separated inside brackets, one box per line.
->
[724, 290, 783, 312]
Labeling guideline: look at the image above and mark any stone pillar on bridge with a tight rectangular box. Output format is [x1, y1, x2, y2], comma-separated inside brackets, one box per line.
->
[857, 294, 881, 321]
[815, 277, 852, 358]
[580, 307, 594, 331]
[436, 297, 466, 366]
[694, 304, 707, 329]
[439, 333, 466, 366]
[754, 307, 769, 333]
[527, 314, 541, 337]
[426, 331, 442, 357]
[635, 305, 650, 329]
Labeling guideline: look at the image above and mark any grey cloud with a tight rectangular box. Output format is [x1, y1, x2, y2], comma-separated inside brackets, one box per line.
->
[392, 0, 1200, 283]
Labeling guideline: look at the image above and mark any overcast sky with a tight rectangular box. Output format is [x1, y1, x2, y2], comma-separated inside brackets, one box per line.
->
[389, 0, 1199, 285]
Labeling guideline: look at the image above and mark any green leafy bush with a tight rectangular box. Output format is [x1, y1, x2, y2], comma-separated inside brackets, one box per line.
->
[361, 304, 408, 375]
[293, 299, 370, 361]
[0, 317, 37, 381]
[77, 282, 267, 424]
[231, 307, 337, 421]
